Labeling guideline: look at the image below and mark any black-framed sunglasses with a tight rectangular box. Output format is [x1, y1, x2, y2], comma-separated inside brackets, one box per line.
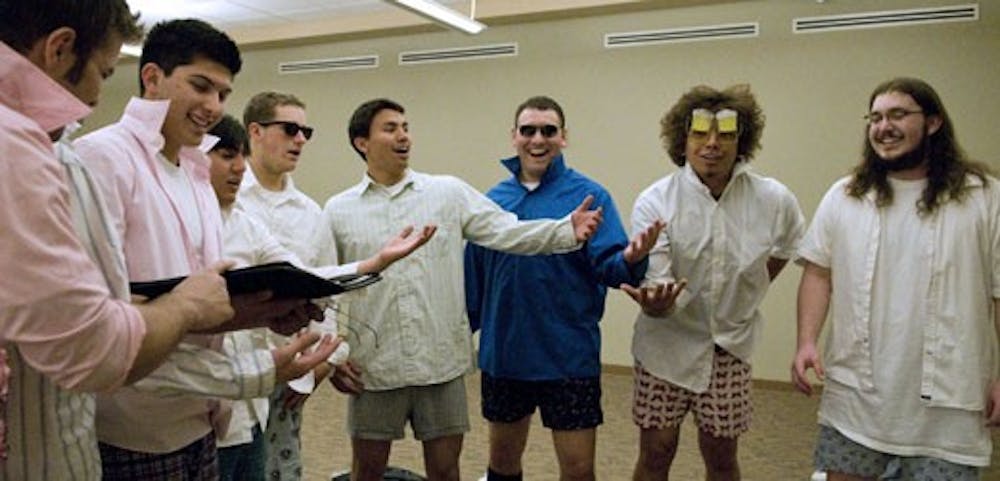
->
[257, 120, 314, 140]
[517, 124, 560, 138]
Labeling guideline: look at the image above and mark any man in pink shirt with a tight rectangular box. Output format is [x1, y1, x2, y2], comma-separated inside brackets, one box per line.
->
[75, 18, 336, 481]
[0, 1, 267, 480]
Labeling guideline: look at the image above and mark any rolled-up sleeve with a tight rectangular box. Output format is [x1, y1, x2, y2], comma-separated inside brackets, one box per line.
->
[0, 125, 145, 393]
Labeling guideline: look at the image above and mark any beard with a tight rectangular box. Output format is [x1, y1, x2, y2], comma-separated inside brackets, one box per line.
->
[871, 131, 930, 173]
[878, 144, 926, 172]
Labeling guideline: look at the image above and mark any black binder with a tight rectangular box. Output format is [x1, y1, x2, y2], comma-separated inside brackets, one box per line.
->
[129, 262, 381, 299]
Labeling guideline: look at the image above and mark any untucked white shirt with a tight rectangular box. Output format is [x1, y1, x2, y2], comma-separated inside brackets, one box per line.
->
[237, 170, 357, 393]
[320, 168, 580, 391]
[630, 162, 805, 392]
[800, 174, 1000, 466]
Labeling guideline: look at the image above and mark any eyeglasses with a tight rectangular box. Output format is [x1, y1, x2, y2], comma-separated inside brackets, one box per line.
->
[257, 120, 314, 140]
[517, 124, 560, 138]
[864, 108, 923, 125]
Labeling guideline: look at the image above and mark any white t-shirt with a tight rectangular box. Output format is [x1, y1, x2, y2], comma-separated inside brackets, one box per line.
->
[156, 153, 203, 250]
[819, 178, 992, 467]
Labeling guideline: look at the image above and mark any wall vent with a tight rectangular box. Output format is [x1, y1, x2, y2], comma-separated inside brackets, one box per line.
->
[278, 55, 379, 74]
[399, 43, 517, 66]
[793, 4, 978, 33]
[604, 22, 758, 49]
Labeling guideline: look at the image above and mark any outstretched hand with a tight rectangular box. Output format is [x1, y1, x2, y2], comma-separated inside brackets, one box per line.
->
[570, 195, 603, 242]
[623, 220, 665, 265]
[790, 343, 825, 397]
[371, 224, 438, 272]
[621, 279, 686, 317]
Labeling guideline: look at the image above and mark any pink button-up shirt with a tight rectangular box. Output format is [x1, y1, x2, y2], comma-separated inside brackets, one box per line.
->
[75, 97, 229, 453]
[0, 41, 146, 479]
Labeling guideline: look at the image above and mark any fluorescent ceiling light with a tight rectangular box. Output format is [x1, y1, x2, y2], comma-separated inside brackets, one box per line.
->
[388, 0, 486, 35]
[120, 44, 142, 57]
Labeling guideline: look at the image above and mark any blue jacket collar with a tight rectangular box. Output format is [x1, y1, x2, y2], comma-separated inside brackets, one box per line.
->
[500, 153, 567, 186]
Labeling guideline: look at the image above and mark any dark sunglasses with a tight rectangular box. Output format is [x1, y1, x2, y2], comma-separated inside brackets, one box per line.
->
[257, 120, 314, 140]
[517, 124, 560, 138]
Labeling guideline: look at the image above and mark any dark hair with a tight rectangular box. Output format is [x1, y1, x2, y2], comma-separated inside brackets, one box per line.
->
[139, 18, 241, 95]
[0, 0, 142, 83]
[348, 98, 405, 161]
[514, 95, 566, 128]
[208, 114, 249, 155]
[848, 77, 992, 214]
[660, 84, 765, 166]
[242, 91, 306, 127]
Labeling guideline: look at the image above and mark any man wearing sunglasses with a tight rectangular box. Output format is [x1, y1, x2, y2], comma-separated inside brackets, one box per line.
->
[463, 95, 662, 481]
[75, 20, 337, 480]
[238, 91, 337, 481]
[323, 98, 604, 481]
[792, 78, 999, 481]
[625, 85, 805, 481]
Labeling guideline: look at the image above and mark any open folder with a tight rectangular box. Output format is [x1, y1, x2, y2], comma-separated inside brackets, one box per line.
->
[129, 262, 381, 300]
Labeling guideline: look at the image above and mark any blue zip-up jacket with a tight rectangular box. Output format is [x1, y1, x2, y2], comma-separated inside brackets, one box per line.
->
[464, 154, 647, 380]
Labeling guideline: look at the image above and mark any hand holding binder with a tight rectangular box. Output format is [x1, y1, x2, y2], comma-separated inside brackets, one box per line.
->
[130, 261, 382, 300]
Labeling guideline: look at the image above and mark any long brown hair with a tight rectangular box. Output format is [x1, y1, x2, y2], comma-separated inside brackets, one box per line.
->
[847, 77, 991, 214]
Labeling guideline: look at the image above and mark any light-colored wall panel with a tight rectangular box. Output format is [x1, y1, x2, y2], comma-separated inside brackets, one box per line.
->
[88, 0, 1000, 382]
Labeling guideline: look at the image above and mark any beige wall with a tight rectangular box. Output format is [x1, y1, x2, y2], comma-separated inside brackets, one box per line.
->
[88, 0, 1000, 382]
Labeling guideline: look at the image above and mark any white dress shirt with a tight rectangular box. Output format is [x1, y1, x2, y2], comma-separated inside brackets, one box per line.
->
[237, 169, 357, 393]
[631, 162, 805, 392]
[320, 169, 580, 391]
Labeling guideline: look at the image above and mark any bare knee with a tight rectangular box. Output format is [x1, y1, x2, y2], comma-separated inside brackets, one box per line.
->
[635, 428, 680, 474]
[351, 439, 390, 481]
[697, 431, 740, 479]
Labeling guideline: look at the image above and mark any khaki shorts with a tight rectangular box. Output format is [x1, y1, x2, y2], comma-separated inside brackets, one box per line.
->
[347, 375, 470, 441]
[632, 346, 752, 438]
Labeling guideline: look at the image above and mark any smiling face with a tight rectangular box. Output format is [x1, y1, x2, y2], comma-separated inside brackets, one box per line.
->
[512, 108, 567, 183]
[251, 104, 309, 176]
[867, 91, 941, 169]
[684, 111, 739, 188]
[354, 108, 410, 185]
[141, 56, 233, 159]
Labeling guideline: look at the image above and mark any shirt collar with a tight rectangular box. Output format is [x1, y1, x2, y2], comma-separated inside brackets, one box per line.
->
[359, 168, 418, 195]
[0, 42, 91, 134]
[118, 96, 218, 159]
[500, 153, 568, 187]
[681, 160, 750, 192]
[241, 163, 302, 201]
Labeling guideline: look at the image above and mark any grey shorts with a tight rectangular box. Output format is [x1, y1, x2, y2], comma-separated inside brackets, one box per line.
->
[815, 425, 979, 481]
[347, 375, 470, 441]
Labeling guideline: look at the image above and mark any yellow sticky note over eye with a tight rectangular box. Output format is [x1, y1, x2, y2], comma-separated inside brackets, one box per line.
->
[715, 109, 738, 133]
[690, 109, 714, 133]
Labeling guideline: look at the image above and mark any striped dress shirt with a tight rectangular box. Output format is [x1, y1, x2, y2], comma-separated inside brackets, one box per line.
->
[319, 169, 580, 391]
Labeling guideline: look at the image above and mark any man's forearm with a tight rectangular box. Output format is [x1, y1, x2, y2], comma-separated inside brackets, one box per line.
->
[797, 262, 832, 349]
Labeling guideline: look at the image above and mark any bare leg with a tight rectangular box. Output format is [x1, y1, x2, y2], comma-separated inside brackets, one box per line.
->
[350, 438, 391, 481]
[632, 426, 681, 481]
[551, 427, 596, 481]
[422, 433, 463, 481]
